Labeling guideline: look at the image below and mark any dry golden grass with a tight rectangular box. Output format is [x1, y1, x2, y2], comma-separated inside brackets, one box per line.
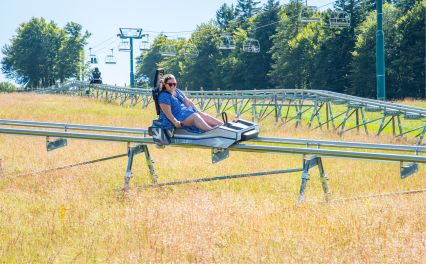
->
[0, 93, 425, 263]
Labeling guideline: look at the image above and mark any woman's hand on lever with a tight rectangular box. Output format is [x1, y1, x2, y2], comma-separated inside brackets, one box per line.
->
[159, 103, 181, 128]
[174, 120, 181, 128]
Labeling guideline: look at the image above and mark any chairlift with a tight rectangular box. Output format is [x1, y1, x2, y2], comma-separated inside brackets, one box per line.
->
[160, 44, 177, 57]
[105, 49, 117, 65]
[243, 38, 260, 53]
[139, 35, 151, 51]
[218, 34, 235, 50]
[88, 48, 98, 64]
[301, 6, 321, 23]
[329, 11, 350, 28]
[183, 45, 199, 58]
[118, 40, 130, 52]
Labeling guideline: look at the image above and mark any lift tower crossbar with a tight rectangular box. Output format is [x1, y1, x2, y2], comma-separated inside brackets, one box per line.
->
[118, 28, 144, 88]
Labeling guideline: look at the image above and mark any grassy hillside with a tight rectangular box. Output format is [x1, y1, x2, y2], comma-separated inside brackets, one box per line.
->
[0, 93, 425, 263]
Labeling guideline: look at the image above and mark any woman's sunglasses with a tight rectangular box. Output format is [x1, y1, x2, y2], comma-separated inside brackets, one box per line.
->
[167, 83, 177, 87]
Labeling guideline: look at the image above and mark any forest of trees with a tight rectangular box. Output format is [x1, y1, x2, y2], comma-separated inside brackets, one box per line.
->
[136, 0, 425, 99]
[1, 0, 424, 99]
[1, 18, 90, 88]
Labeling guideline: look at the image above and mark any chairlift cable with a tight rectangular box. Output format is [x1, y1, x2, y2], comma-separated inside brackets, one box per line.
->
[144, 0, 332, 38]
[137, 1, 347, 55]
[144, 30, 193, 34]
[82, 1, 337, 55]
[85, 39, 119, 63]
[90, 39, 119, 54]
[84, 34, 117, 52]
[190, 1, 337, 44]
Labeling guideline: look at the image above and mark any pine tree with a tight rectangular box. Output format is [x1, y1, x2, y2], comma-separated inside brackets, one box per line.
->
[390, 0, 425, 98]
[178, 23, 222, 90]
[269, 0, 304, 88]
[235, 0, 261, 21]
[325, 0, 369, 93]
[240, 0, 281, 89]
[216, 4, 236, 29]
[349, 3, 401, 98]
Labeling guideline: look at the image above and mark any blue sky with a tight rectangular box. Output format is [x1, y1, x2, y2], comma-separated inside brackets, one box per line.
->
[0, 0, 332, 86]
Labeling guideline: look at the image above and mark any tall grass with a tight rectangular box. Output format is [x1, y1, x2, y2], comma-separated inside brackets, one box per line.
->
[0, 93, 425, 263]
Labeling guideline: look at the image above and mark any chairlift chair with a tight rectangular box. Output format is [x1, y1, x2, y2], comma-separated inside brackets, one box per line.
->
[90, 55, 98, 64]
[160, 44, 177, 57]
[301, 6, 321, 23]
[243, 38, 260, 53]
[88, 48, 98, 64]
[218, 34, 236, 50]
[139, 41, 151, 52]
[118, 40, 131, 52]
[329, 11, 350, 28]
[139, 35, 151, 51]
[105, 49, 117, 65]
[183, 45, 199, 58]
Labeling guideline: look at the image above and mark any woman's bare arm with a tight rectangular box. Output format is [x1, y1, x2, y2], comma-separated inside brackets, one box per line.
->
[160, 103, 181, 128]
[183, 97, 198, 110]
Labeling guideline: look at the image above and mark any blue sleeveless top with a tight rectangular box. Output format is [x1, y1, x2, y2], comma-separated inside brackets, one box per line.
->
[158, 89, 198, 129]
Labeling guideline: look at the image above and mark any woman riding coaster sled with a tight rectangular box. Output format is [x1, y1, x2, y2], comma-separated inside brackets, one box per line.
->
[148, 69, 259, 148]
[157, 73, 223, 132]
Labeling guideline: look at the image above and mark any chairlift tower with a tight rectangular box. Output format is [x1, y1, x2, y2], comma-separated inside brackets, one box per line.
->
[376, 0, 386, 100]
[117, 28, 144, 88]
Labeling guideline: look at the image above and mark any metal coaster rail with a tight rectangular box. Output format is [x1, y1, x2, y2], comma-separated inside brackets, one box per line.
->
[0, 119, 424, 153]
[0, 127, 424, 162]
[0, 119, 424, 202]
[30, 81, 426, 144]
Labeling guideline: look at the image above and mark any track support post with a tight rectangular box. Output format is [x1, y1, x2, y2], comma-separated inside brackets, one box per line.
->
[124, 144, 158, 189]
[417, 125, 426, 145]
[297, 155, 330, 203]
[46, 136, 68, 151]
[317, 157, 331, 202]
[400, 162, 418, 179]
[142, 145, 158, 184]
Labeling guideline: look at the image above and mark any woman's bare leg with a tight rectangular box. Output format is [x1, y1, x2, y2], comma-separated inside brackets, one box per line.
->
[198, 112, 224, 127]
[182, 113, 213, 131]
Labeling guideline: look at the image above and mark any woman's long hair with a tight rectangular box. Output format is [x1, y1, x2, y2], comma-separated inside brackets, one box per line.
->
[160, 74, 176, 91]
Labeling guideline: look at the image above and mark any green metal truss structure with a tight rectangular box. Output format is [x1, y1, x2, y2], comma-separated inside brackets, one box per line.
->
[31, 81, 426, 145]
